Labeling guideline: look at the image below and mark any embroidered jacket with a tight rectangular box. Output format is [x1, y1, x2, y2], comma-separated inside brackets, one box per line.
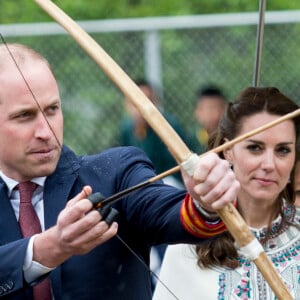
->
[153, 202, 300, 300]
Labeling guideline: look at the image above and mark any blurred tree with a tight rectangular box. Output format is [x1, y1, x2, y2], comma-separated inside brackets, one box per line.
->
[1, 0, 300, 24]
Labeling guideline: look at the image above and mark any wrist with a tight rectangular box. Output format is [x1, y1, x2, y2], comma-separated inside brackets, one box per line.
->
[192, 199, 219, 222]
[33, 228, 70, 268]
[180, 194, 226, 238]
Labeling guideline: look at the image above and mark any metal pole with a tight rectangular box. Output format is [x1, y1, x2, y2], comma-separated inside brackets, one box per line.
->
[253, 0, 266, 87]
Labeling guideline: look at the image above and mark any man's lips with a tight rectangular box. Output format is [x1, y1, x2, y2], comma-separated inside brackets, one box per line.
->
[29, 147, 58, 160]
[32, 148, 54, 153]
[30, 144, 58, 153]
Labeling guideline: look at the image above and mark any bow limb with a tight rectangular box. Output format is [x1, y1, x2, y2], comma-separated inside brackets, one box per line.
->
[34, 0, 191, 166]
[33, 1, 293, 299]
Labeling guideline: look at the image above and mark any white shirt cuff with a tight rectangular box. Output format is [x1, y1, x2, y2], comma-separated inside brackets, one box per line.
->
[23, 235, 55, 283]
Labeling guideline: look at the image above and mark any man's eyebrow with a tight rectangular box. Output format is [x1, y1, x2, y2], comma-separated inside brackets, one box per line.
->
[47, 99, 61, 106]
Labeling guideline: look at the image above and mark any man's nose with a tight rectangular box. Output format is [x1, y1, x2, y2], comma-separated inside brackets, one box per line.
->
[34, 115, 53, 139]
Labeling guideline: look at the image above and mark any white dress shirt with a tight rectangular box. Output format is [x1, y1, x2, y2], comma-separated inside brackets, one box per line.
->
[0, 171, 54, 283]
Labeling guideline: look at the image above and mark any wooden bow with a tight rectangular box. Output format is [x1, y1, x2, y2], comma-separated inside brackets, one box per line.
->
[33, 1, 295, 298]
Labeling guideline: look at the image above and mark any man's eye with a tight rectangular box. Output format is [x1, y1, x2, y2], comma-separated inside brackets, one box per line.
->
[46, 105, 60, 115]
[16, 112, 31, 119]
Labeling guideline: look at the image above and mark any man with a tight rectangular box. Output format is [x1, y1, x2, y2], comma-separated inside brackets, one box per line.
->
[0, 43, 239, 300]
[120, 79, 187, 186]
[192, 86, 228, 154]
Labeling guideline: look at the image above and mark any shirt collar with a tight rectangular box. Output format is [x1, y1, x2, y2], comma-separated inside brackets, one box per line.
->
[0, 171, 46, 197]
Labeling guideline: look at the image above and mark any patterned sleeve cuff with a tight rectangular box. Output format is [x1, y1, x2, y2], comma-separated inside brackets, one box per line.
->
[180, 193, 227, 238]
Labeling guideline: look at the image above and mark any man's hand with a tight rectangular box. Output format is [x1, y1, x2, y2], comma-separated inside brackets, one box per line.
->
[182, 152, 240, 212]
[33, 186, 118, 268]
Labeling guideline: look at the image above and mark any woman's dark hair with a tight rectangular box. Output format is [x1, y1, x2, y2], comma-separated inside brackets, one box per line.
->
[196, 87, 300, 269]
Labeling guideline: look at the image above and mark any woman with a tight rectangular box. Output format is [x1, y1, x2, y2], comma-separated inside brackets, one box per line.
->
[153, 87, 300, 300]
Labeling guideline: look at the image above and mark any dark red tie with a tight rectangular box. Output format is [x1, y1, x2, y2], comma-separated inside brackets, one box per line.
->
[18, 181, 52, 300]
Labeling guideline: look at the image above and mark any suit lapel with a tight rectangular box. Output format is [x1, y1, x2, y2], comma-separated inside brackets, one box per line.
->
[43, 145, 80, 229]
[0, 180, 22, 244]
[42, 146, 80, 300]
[43, 173, 77, 229]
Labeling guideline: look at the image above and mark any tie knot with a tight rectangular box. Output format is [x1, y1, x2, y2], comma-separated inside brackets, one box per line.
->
[18, 181, 37, 203]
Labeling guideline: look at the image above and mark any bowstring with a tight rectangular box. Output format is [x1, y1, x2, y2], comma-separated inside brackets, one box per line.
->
[116, 234, 179, 300]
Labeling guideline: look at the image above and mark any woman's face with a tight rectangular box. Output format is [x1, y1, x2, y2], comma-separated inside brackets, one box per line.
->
[225, 112, 295, 204]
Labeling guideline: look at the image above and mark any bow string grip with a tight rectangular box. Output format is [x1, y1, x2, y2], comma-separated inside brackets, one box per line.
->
[88, 192, 119, 226]
[88, 192, 105, 209]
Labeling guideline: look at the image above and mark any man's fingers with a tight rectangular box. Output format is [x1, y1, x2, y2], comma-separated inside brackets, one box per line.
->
[58, 218, 118, 255]
[58, 198, 95, 230]
[66, 185, 92, 207]
[76, 222, 118, 254]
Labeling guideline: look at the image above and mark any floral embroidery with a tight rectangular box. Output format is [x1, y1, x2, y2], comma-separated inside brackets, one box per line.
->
[215, 201, 300, 299]
[218, 273, 226, 300]
[234, 274, 251, 299]
[272, 243, 300, 268]
[251, 202, 295, 243]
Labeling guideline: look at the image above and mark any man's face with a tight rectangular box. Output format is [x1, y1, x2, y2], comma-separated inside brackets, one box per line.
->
[195, 97, 225, 134]
[124, 85, 156, 125]
[0, 59, 63, 182]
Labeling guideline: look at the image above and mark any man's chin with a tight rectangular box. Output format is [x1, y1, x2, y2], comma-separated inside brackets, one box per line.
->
[30, 162, 58, 178]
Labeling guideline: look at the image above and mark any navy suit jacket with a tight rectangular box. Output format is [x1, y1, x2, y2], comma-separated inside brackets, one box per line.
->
[0, 146, 200, 299]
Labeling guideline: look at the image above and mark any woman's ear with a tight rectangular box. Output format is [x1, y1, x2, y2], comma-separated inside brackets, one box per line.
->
[223, 138, 233, 163]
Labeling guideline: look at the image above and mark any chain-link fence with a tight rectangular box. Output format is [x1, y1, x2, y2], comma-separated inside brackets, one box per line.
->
[1, 11, 300, 155]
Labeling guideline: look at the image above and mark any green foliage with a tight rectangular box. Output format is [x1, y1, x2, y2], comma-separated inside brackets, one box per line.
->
[1, 0, 300, 24]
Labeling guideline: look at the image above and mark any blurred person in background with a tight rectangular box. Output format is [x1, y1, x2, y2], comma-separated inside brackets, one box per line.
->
[191, 85, 228, 154]
[119, 78, 187, 187]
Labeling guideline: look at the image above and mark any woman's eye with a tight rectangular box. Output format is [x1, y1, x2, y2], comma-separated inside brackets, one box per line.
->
[276, 146, 291, 155]
[246, 144, 261, 152]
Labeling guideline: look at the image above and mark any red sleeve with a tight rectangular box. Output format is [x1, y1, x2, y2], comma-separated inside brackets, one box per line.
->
[180, 193, 227, 238]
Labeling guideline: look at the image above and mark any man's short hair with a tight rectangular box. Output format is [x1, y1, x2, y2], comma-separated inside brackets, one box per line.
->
[196, 86, 226, 102]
